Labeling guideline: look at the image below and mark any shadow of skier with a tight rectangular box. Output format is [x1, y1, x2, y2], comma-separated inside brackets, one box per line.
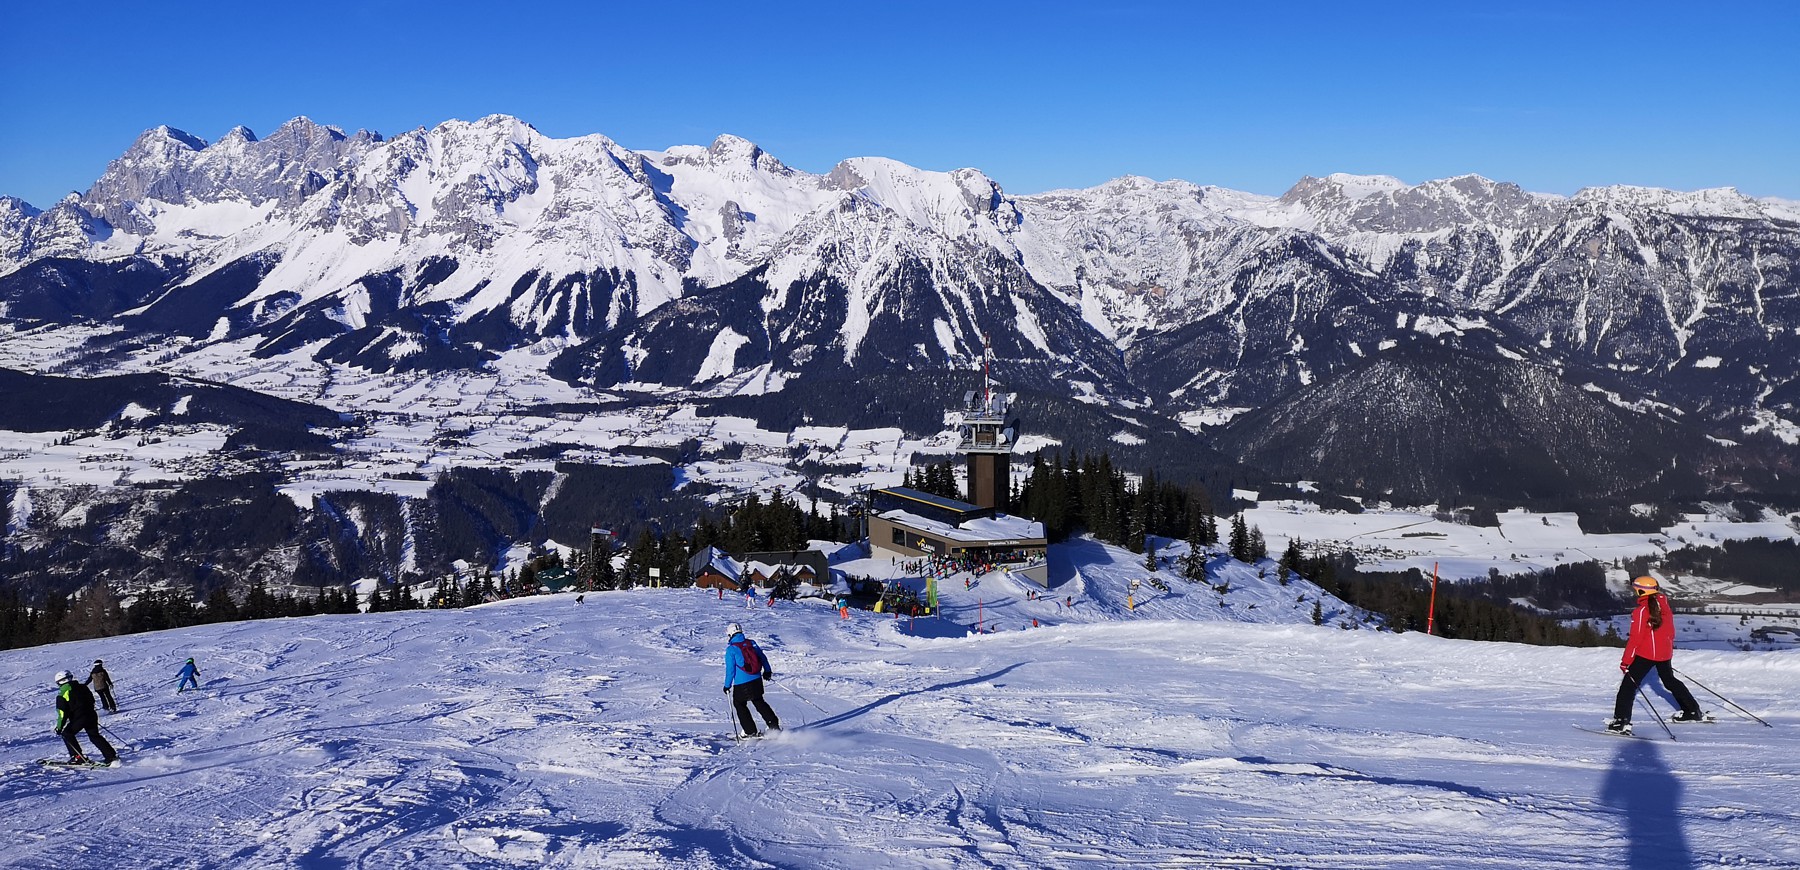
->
[806, 662, 1027, 730]
[1598, 739, 1693, 869]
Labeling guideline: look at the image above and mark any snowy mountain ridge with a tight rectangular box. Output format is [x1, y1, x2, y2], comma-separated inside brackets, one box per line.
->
[7, 115, 1795, 360]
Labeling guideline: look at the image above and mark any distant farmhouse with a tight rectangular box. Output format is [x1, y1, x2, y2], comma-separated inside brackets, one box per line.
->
[688, 547, 830, 593]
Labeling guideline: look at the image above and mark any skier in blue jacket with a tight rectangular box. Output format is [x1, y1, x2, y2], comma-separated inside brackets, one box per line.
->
[722, 623, 780, 737]
[176, 658, 200, 692]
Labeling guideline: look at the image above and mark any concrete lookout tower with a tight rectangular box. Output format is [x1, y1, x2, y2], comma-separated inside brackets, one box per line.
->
[952, 340, 1014, 510]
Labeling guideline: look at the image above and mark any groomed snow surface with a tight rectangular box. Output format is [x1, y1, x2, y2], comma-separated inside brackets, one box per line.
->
[4, 541, 1797, 869]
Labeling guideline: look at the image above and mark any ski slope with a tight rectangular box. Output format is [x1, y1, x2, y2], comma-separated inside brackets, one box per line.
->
[2, 564, 1797, 868]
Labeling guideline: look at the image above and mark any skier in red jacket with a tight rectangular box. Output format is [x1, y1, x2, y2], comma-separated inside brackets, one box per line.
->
[1607, 576, 1707, 734]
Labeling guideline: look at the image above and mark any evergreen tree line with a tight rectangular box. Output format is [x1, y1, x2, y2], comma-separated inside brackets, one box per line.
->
[1637, 537, 1800, 596]
[901, 463, 962, 503]
[0, 487, 861, 650]
[423, 491, 854, 598]
[0, 581, 362, 652]
[1017, 451, 1220, 552]
[689, 491, 852, 557]
[1479, 562, 1620, 614]
[1285, 545, 1621, 647]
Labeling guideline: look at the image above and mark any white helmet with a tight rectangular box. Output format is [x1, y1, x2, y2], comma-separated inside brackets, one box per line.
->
[54, 671, 73, 684]
[727, 622, 742, 638]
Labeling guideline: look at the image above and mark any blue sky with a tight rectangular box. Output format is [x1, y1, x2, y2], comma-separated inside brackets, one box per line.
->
[1, 0, 1794, 208]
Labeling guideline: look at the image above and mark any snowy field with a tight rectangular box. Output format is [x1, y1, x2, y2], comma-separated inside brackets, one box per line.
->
[1244, 499, 1800, 585]
[3, 561, 1797, 869]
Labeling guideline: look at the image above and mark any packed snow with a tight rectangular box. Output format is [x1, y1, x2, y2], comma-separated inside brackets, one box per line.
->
[3, 537, 1796, 868]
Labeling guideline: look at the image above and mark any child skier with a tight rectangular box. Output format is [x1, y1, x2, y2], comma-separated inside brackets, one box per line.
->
[1607, 576, 1709, 734]
[176, 657, 201, 692]
[722, 622, 781, 738]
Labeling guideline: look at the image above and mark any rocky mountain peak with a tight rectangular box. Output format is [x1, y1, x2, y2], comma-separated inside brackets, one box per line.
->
[220, 125, 258, 145]
[0, 195, 40, 221]
[0, 196, 42, 267]
[146, 125, 208, 153]
[1571, 184, 1771, 219]
[822, 160, 868, 192]
[1279, 173, 1409, 205]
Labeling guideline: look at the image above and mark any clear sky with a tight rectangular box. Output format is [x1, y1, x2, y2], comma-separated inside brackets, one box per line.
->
[1, 0, 1795, 209]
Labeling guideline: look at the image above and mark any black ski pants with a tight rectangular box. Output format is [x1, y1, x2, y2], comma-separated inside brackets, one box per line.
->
[1613, 656, 1701, 722]
[60, 719, 117, 762]
[96, 687, 117, 713]
[731, 679, 780, 735]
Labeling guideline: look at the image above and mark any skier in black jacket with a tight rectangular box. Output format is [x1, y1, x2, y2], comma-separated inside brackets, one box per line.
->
[55, 670, 118, 764]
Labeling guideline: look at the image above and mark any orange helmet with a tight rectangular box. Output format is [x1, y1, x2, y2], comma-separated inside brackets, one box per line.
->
[1632, 576, 1660, 594]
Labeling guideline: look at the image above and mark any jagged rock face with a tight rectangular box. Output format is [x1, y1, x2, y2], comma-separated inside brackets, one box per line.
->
[2, 116, 1798, 505]
[84, 119, 383, 232]
[0, 196, 40, 267]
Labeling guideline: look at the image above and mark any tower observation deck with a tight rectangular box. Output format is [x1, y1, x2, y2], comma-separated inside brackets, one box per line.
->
[951, 340, 1015, 510]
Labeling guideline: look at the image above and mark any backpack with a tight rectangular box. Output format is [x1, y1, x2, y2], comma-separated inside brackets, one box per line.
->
[733, 640, 764, 678]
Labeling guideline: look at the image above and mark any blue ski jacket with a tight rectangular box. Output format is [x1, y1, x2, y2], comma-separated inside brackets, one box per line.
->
[724, 632, 773, 688]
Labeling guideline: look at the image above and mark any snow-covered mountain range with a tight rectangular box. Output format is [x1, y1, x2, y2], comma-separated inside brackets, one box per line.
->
[6, 116, 1796, 404]
[2, 116, 1799, 594]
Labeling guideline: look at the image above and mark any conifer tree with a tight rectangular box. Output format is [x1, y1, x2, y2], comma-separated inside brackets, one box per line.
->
[242, 578, 274, 620]
[1229, 515, 1250, 562]
[34, 593, 69, 646]
[65, 580, 125, 640]
[1140, 469, 1160, 541]
[594, 550, 618, 591]
[201, 586, 239, 623]
[1181, 542, 1208, 584]
[1279, 538, 1303, 579]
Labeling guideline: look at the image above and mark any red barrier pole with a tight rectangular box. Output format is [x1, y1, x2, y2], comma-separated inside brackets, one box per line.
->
[978, 600, 984, 632]
[1426, 562, 1440, 635]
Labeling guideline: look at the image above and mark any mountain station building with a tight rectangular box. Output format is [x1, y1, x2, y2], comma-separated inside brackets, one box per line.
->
[866, 487, 1047, 572]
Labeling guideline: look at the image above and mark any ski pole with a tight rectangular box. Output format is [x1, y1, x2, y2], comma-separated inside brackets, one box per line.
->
[766, 683, 808, 729]
[770, 680, 828, 716]
[1635, 684, 1675, 740]
[1673, 667, 1772, 727]
[726, 693, 742, 742]
[99, 723, 133, 753]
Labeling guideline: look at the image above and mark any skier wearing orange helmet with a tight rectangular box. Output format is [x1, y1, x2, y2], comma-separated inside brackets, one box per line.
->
[1606, 576, 1708, 734]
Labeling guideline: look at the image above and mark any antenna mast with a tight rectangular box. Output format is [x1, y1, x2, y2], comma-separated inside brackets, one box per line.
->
[982, 333, 992, 410]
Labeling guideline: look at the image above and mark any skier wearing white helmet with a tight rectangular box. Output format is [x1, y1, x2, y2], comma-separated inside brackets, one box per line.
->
[722, 623, 780, 737]
[54, 670, 118, 764]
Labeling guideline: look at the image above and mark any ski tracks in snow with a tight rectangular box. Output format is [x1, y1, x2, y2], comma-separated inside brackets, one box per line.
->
[2, 589, 1798, 868]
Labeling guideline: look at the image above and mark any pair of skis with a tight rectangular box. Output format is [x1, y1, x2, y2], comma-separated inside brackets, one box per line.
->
[1571, 718, 1714, 741]
[37, 757, 120, 769]
[1578, 668, 1776, 740]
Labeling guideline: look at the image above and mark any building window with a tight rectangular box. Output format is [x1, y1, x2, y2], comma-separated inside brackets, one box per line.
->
[893, 528, 906, 545]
